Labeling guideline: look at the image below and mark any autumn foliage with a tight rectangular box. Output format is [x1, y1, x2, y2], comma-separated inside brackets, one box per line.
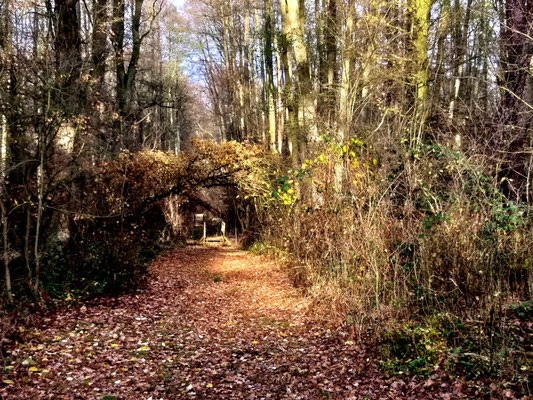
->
[238, 136, 532, 390]
[2, 140, 264, 304]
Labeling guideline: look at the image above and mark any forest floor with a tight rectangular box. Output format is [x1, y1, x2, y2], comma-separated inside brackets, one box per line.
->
[2, 243, 487, 399]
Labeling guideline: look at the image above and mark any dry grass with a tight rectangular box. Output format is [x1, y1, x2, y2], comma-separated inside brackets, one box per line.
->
[246, 137, 532, 389]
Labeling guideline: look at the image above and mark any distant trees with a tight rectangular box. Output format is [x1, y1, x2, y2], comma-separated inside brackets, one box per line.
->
[193, 0, 532, 200]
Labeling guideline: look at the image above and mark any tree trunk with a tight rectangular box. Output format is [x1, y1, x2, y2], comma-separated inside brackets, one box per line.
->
[324, 0, 337, 126]
[54, 0, 83, 112]
[410, 0, 432, 145]
[265, 0, 277, 150]
[448, 0, 472, 121]
[432, 0, 450, 111]
[284, 0, 317, 157]
[338, 4, 354, 143]
[0, 114, 12, 304]
[112, 0, 146, 138]
[92, 0, 107, 88]
[500, 0, 532, 131]
[499, 0, 533, 198]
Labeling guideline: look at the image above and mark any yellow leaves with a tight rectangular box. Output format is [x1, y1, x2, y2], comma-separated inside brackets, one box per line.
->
[136, 345, 150, 352]
[21, 358, 36, 366]
[28, 366, 39, 372]
[2, 380, 14, 385]
[351, 137, 365, 147]
[206, 383, 213, 388]
[110, 343, 119, 348]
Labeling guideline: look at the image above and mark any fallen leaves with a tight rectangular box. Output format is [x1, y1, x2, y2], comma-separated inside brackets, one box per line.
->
[0, 245, 514, 399]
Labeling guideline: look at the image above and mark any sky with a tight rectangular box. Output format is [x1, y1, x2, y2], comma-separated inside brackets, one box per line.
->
[170, 0, 186, 10]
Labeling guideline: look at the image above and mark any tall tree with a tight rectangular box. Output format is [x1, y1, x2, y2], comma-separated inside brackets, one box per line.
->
[265, 0, 277, 149]
[0, 0, 13, 303]
[448, 0, 472, 121]
[92, 0, 108, 88]
[282, 0, 317, 160]
[499, 0, 533, 198]
[112, 0, 161, 149]
[54, 0, 84, 112]
[324, 0, 337, 125]
[279, 0, 297, 161]
[500, 0, 532, 132]
[337, 1, 354, 143]
[410, 0, 432, 144]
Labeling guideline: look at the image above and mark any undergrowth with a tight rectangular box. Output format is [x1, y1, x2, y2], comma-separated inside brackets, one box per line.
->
[1, 140, 264, 310]
[239, 134, 533, 393]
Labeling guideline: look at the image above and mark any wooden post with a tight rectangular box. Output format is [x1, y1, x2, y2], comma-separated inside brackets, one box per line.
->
[221, 221, 230, 245]
[203, 219, 207, 245]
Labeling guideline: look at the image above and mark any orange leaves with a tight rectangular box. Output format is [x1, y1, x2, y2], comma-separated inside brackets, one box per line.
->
[83, 140, 265, 217]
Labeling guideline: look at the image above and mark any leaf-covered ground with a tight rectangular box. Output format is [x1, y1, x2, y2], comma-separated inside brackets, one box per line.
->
[2, 245, 495, 399]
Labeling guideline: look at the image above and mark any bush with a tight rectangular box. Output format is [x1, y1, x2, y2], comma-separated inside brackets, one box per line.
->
[1, 140, 266, 307]
[240, 135, 532, 388]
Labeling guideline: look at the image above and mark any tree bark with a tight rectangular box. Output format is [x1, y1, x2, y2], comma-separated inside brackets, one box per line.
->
[92, 0, 107, 88]
[410, 0, 432, 144]
[112, 0, 146, 119]
[279, 0, 298, 163]
[498, 0, 533, 197]
[283, 0, 317, 157]
[324, 0, 337, 125]
[265, 0, 277, 150]
[448, 0, 472, 121]
[54, 0, 83, 112]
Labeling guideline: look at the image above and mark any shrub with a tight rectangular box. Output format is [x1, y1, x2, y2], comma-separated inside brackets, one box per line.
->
[1, 140, 266, 307]
[241, 134, 532, 388]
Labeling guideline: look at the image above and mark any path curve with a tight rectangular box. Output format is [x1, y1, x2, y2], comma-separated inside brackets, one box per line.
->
[3, 245, 466, 399]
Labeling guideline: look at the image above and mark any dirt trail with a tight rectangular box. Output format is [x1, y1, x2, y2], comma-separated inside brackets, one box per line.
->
[3, 245, 464, 399]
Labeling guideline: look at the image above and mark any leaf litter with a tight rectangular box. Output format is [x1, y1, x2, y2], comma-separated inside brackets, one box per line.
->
[0, 245, 506, 399]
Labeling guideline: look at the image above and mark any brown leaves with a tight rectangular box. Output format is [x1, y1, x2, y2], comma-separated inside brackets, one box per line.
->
[1, 245, 504, 399]
[81, 140, 266, 218]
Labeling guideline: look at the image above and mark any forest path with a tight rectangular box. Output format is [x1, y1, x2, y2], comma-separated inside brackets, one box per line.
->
[4, 245, 459, 399]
